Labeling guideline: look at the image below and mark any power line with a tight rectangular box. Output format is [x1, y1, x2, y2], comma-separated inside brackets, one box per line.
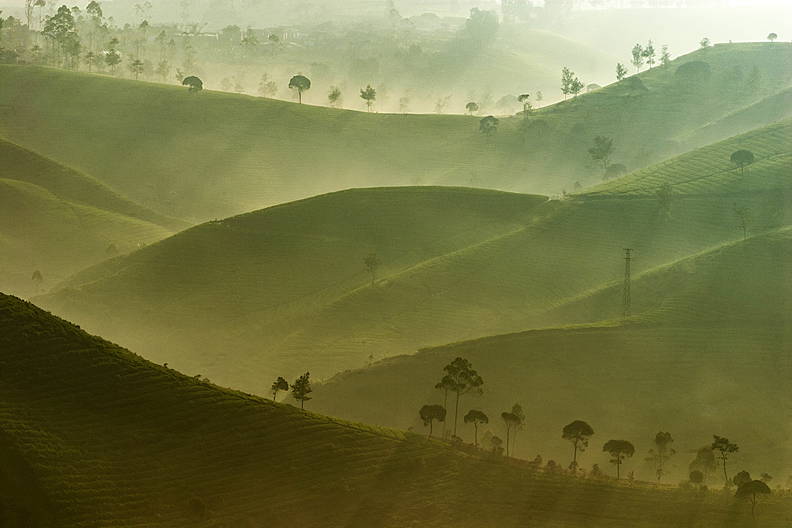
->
[623, 248, 633, 319]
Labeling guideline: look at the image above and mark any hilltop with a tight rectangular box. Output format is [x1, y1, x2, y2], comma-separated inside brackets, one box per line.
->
[0, 139, 179, 298]
[36, 117, 792, 392]
[4, 292, 788, 527]
[0, 43, 790, 221]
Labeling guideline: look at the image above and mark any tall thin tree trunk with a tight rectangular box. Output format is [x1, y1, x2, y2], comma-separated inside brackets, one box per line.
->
[573, 442, 578, 464]
[441, 389, 448, 439]
[474, 424, 478, 447]
[505, 426, 510, 457]
[722, 456, 728, 485]
[453, 391, 460, 437]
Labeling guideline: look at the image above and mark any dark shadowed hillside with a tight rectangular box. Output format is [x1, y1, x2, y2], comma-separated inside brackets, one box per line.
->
[1, 292, 791, 528]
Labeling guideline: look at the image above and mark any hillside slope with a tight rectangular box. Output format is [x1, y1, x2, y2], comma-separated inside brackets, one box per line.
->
[37, 119, 792, 392]
[5, 293, 788, 527]
[0, 140, 177, 298]
[0, 43, 789, 221]
[311, 231, 792, 476]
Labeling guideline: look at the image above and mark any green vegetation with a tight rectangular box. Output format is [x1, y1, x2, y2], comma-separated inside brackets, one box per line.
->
[0, 43, 789, 220]
[7, 292, 788, 526]
[0, 138, 177, 297]
[3, 292, 792, 526]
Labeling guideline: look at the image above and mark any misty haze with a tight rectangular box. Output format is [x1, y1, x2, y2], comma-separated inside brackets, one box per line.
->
[0, 0, 791, 526]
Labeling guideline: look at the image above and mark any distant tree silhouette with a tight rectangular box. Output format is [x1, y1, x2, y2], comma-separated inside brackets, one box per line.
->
[646, 432, 676, 480]
[291, 372, 312, 409]
[270, 376, 289, 401]
[660, 45, 672, 67]
[767, 33, 777, 43]
[733, 470, 752, 488]
[489, 434, 504, 455]
[31, 270, 43, 284]
[562, 420, 594, 467]
[328, 86, 342, 107]
[128, 59, 144, 80]
[465, 101, 479, 115]
[711, 435, 739, 486]
[464, 410, 488, 447]
[588, 136, 614, 172]
[510, 403, 525, 453]
[518, 94, 531, 117]
[631, 43, 645, 72]
[603, 439, 635, 479]
[689, 446, 717, 482]
[760, 472, 773, 483]
[616, 62, 628, 81]
[604, 163, 627, 181]
[288, 74, 311, 103]
[440, 357, 484, 437]
[435, 375, 455, 439]
[501, 410, 521, 457]
[736, 480, 771, 520]
[700, 37, 711, 48]
[182, 75, 203, 92]
[730, 149, 755, 176]
[479, 115, 499, 138]
[363, 253, 381, 286]
[360, 84, 377, 112]
[420, 404, 446, 438]
[642, 40, 656, 69]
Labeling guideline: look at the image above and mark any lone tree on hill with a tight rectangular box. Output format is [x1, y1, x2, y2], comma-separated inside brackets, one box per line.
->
[420, 404, 446, 438]
[711, 435, 739, 486]
[643, 40, 657, 69]
[562, 420, 594, 468]
[435, 375, 455, 438]
[767, 32, 778, 43]
[441, 357, 484, 437]
[291, 372, 312, 409]
[328, 86, 342, 107]
[364, 253, 381, 286]
[465, 101, 479, 115]
[518, 93, 531, 117]
[736, 480, 771, 520]
[129, 58, 144, 80]
[588, 136, 614, 172]
[661, 45, 672, 67]
[288, 74, 311, 103]
[603, 439, 635, 479]
[464, 410, 488, 447]
[730, 149, 755, 176]
[182, 75, 203, 92]
[360, 84, 377, 112]
[646, 431, 676, 480]
[270, 376, 289, 401]
[501, 411, 521, 457]
[479, 115, 499, 138]
[616, 62, 628, 81]
[700, 37, 711, 48]
[631, 43, 645, 72]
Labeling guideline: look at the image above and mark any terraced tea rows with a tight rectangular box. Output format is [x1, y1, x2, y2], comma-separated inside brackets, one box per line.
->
[1, 292, 790, 527]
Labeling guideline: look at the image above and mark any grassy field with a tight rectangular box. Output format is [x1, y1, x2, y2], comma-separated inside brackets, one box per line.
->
[2, 291, 791, 528]
[0, 139, 178, 298]
[0, 43, 789, 221]
[36, 117, 792, 392]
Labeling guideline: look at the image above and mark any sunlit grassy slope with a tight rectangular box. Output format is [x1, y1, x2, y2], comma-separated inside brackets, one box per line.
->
[7, 293, 791, 528]
[0, 43, 789, 221]
[310, 230, 792, 482]
[38, 118, 792, 392]
[0, 139, 178, 298]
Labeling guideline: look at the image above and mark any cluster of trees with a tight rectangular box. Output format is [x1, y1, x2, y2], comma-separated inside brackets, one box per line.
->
[270, 372, 312, 410]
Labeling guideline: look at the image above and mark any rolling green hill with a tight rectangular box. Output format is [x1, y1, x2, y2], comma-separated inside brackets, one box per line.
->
[6, 292, 790, 527]
[0, 43, 789, 221]
[0, 139, 178, 298]
[36, 117, 792, 393]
